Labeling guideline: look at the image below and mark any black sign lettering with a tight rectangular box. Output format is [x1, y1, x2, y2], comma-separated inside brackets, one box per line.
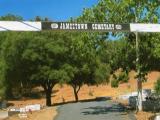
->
[42, 22, 130, 32]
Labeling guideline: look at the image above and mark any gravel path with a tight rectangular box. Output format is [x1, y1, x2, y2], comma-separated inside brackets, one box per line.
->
[55, 100, 135, 120]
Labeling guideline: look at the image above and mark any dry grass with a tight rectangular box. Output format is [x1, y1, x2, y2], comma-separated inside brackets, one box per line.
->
[135, 111, 155, 120]
[52, 71, 160, 103]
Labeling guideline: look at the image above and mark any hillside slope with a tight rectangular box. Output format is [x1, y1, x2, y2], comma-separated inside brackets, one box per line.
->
[53, 71, 160, 103]
[8, 71, 160, 107]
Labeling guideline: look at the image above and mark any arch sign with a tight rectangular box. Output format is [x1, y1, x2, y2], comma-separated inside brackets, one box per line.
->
[42, 22, 129, 31]
[0, 21, 160, 32]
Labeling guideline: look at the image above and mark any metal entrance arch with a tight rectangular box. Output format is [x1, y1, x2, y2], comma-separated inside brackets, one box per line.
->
[1, 21, 160, 32]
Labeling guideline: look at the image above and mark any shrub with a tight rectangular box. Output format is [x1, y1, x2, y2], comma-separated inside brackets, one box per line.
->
[111, 79, 119, 88]
[155, 77, 160, 94]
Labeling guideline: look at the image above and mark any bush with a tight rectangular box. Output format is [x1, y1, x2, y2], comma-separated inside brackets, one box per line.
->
[111, 79, 119, 88]
[155, 77, 160, 94]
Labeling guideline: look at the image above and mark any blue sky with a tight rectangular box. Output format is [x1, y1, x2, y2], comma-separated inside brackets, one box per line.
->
[0, 0, 118, 40]
[0, 0, 98, 21]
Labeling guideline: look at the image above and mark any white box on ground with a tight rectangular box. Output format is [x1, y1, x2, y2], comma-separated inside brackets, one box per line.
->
[155, 115, 160, 120]
[9, 108, 20, 112]
[20, 108, 26, 113]
[25, 104, 41, 111]
[119, 89, 151, 101]
[10, 108, 16, 111]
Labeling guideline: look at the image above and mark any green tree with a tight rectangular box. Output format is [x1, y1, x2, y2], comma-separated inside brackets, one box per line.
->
[78, 0, 160, 111]
[0, 14, 23, 21]
[65, 32, 110, 101]
[22, 32, 70, 106]
[0, 14, 23, 99]
[0, 59, 6, 100]
[0, 32, 32, 98]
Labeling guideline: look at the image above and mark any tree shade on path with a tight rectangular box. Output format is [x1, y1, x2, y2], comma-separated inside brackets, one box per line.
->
[55, 100, 135, 120]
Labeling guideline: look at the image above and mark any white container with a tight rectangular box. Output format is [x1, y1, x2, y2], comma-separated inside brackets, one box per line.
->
[25, 104, 41, 111]
[155, 115, 160, 120]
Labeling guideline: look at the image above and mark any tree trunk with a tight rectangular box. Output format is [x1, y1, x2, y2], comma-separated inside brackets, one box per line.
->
[45, 89, 52, 106]
[41, 81, 55, 106]
[72, 85, 81, 102]
[137, 78, 143, 111]
[73, 87, 79, 102]
[5, 86, 13, 99]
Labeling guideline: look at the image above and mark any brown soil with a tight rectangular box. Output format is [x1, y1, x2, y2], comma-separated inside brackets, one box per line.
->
[52, 71, 160, 103]
[135, 111, 155, 120]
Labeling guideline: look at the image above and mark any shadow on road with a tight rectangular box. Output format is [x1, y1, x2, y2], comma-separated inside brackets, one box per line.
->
[53, 96, 112, 106]
[82, 103, 126, 115]
[54, 98, 135, 120]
